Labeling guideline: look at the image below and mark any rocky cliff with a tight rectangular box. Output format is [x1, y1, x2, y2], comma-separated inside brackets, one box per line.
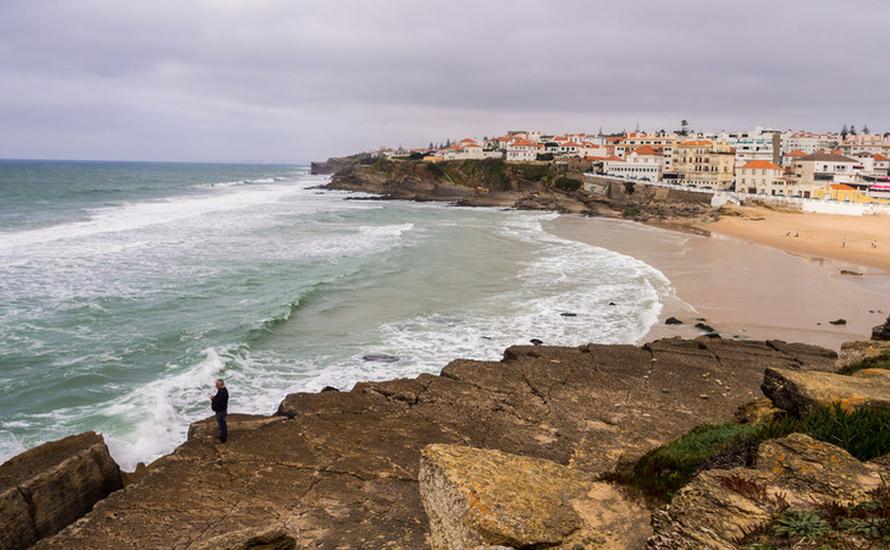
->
[11, 337, 839, 549]
[320, 157, 720, 222]
[0, 432, 121, 550]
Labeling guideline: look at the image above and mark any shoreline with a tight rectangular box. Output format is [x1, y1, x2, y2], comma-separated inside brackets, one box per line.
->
[548, 214, 890, 351]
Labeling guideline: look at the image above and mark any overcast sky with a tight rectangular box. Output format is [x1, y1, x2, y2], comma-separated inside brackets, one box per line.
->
[1, 0, 887, 163]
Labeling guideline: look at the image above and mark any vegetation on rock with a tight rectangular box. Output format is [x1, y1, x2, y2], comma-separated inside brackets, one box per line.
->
[614, 405, 890, 501]
[740, 481, 890, 549]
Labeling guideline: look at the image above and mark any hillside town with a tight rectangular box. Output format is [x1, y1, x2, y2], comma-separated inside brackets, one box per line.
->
[373, 126, 890, 204]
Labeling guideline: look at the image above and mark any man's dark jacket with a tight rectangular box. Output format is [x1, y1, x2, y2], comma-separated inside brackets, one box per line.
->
[211, 387, 229, 412]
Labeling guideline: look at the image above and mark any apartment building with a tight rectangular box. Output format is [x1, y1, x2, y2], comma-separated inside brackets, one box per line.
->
[671, 140, 736, 189]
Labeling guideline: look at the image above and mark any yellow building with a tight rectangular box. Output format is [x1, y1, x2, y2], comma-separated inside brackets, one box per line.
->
[671, 140, 736, 190]
[813, 183, 889, 204]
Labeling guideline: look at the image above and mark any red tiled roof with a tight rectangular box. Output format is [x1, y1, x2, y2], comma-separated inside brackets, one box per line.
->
[632, 145, 660, 156]
[741, 160, 781, 170]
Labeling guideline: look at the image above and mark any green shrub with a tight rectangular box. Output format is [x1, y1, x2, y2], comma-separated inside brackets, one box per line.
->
[554, 177, 582, 192]
[787, 404, 890, 461]
[741, 481, 890, 547]
[838, 351, 890, 375]
[772, 511, 830, 539]
[612, 422, 764, 499]
[612, 405, 890, 501]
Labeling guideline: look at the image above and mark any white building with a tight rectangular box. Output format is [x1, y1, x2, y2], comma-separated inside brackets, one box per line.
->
[789, 152, 862, 198]
[736, 160, 783, 195]
[603, 146, 663, 181]
[781, 131, 838, 155]
[506, 139, 542, 162]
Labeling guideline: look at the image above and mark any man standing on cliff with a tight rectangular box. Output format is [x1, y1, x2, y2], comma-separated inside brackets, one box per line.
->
[210, 378, 229, 443]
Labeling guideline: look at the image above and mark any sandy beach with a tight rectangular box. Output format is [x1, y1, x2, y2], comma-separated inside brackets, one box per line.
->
[699, 206, 890, 272]
[548, 214, 890, 351]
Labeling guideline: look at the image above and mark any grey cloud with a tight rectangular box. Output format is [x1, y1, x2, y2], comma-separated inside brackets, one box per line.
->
[0, 0, 887, 162]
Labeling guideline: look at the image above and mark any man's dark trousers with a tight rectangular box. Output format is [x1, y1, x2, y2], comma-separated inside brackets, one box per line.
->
[215, 410, 228, 443]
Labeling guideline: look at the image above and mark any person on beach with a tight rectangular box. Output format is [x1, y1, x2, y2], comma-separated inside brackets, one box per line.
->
[842, 238, 846, 248]
[210, 378, 229, 443]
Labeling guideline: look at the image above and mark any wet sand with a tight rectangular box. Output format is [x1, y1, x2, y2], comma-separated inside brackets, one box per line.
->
[548, 215, 890, 351]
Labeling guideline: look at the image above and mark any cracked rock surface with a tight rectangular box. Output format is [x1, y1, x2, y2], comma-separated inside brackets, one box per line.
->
[34, 338, 835, 549]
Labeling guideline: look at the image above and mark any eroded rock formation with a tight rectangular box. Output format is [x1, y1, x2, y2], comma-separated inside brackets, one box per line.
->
[28, 338, 834, 549]
[0, 432, 121, 550]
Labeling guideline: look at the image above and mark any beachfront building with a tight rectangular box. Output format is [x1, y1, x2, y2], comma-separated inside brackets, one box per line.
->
[781, 131, 838, 155]
[812, 183, 872, 203]
[506, 139, 543, 162]
[726, 127, 782, 170]
[602, 146, 663, 181]
[735, 160, 783, 195]
[788, 152, 861, 198]
[671, 140, 736, 189]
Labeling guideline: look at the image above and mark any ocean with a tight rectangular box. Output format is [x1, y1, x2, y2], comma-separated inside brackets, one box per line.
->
[0, 160, 674, 470]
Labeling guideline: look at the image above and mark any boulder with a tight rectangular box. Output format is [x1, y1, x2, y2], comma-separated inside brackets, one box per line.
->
[664, 317, 683, 325]
[829, 318, 847, 326]
[761, 366, 890, 414]
[419, 444, 650, 549]
[694, 322, 716, 333]
[649, 434, 887, 549]
[0, 432, 121, 550]
[362, 353, 399, 363]
[837, 339, 890, 370]
[872, 315, 890, 340]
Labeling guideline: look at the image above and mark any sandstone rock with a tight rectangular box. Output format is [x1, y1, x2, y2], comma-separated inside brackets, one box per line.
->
[649, 434, 887, 549]
[734, 398, 781, 425]
[187, 414, 286, 442]
[0, 432, 121, 550]
[837, 339, 890, 370]
[762, 366, 890, 414]
[664, 317, 682, 325]
[32, 339, 837, 549]
[190, 528, 297, 550]
[419, 444, 649, 549]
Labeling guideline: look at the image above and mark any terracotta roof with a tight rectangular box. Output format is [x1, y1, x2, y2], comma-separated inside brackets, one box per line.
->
[632, 146, 660, 156]
[603, 155, 624, 162]
[509, 139, 540, 147]
[830, 184, 855, 191]
[874, 153, 889, 161]
[784, 149, 808, 157]
[741, 160, 781, 170]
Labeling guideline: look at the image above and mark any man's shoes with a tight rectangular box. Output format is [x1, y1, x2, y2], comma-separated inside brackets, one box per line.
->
[218, 438, 227, 444]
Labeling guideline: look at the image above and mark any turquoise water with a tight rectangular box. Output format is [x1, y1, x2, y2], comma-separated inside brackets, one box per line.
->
[0, 160, 672, 469]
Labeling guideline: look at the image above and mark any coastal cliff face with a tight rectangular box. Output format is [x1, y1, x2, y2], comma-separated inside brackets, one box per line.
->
[27, 338, 837, 549]
[322, 157, 719, 222]
[0, 432, 121, 550]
